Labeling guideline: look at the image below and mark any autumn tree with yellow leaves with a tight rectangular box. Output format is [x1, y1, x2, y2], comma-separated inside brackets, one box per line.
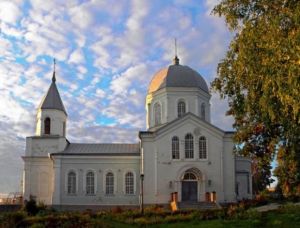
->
[212, 0, 300, 197]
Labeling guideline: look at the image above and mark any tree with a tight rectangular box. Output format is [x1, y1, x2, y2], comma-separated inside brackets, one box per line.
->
[211, 0, 300, 196]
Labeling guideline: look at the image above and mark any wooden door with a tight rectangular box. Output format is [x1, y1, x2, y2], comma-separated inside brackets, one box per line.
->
[182, 181, 197, 202]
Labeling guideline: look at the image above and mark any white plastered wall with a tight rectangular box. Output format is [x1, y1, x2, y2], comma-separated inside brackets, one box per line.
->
[23, 136, 67, 205]
[222, 133, 237, 202]
[236, 157, 252, 200]
[55, 156, 140, 206]
[141, 116, 232, 204]
[146, 88, 211, 130]
[36, 109, 67, 137]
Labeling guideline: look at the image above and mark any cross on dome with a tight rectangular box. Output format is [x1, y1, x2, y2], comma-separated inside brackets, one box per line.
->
[173, 39, 180, 65]
[52, 58, 56, 83]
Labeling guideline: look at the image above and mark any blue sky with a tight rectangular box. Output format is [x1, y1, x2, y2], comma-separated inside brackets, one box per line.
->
[0, 0, 237, 193]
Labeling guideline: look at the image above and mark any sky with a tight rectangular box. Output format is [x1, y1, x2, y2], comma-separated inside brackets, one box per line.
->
[0, 0, 236, 194]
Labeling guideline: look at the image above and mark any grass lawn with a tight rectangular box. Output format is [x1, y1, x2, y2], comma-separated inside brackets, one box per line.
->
[1, 203, 300, 227]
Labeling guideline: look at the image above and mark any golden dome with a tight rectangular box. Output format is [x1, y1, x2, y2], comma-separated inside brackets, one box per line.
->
[148, 64, 209, 94]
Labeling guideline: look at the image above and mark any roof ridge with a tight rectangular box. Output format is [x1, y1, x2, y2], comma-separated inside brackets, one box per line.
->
[69, 143, 139, 145]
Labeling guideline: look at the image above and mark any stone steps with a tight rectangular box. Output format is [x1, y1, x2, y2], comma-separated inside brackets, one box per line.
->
[178, 201, 220, 210]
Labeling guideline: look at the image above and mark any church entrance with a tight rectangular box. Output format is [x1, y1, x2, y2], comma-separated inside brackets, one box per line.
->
[181, 172, 198, 202]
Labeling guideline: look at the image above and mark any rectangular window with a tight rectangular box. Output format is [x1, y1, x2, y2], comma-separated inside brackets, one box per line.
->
[199, 136, 207, 159]
[172, 136, 180, 159]
[185, 134, 194, 159]
[106, 173, 114, 195]
[67, 172, 76, 195]
[125, 172, 134, 195]
[86, 172, 95, 195]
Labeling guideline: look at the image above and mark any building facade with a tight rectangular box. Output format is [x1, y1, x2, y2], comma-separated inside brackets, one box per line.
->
[22, 56, 252, 208]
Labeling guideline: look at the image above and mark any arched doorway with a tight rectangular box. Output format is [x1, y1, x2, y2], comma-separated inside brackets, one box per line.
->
[181, 168, 202, 202]
[182, 172, 197, 201]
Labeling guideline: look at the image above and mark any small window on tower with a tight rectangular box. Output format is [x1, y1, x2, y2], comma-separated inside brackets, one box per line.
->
[201, 103, 205, 120]
[63, 122, 66, 137]
[154, 102, 161, 125]
[177, 101, 186, 118]
[44, 117, 51, 134]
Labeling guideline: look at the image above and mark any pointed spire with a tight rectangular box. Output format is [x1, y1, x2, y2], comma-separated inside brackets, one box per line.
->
[38, 58, 67, 115]
[173, 38, 180, 65]
[52, 58, 56, 83]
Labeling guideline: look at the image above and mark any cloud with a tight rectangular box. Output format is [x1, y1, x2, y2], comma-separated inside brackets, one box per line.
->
[69, 48, 85, 65]
[0, 1, 21, 24]
[68, 125, 138, 144]
[69, 3, 93, 29]
[210, 93, 234, 130]
[114, 0, 149, 67]
[205, 0, 221, 13]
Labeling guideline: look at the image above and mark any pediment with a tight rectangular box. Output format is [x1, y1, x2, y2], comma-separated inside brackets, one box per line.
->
[150, 112, 227, 140]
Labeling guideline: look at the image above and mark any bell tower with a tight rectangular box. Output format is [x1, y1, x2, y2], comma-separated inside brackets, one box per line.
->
[35, 59, 67, 137]
[23, 59, 68, 204]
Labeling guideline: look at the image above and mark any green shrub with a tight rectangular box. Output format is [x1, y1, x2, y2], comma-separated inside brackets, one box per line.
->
[164, 214, 180, 223]
[226, 204, 246, 219]
[239, 208, 261, 220]
[24, 198, 39, 216]
[29, 223, 44, 228]
[0, 211, 27, 227]
[133, 217, 148, 225]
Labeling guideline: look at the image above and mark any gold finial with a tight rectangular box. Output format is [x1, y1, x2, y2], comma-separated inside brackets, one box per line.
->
[52, 58, 56, 82]
[173, 38, 179, 65]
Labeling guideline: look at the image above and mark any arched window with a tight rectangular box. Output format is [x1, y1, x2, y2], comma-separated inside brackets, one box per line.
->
[86, 171, 95, 195]
[67, 171, 76, 194]
[125, 172, 134, 195]
[172, 136, 180, 159]
[185, 133, 194, 159]
[199, 136, 207, 159]
[183, 172, 197, 180]
[177, 101, 186, 118]
[44, 117, 51, 134]
[106, 172, 114, 195]
[154, 103, 161, 125]
[201, 103, 205, 120]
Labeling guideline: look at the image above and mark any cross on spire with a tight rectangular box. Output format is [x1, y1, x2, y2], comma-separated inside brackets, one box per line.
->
[52, 58, 56, 83]
[173, 38, 179, 65]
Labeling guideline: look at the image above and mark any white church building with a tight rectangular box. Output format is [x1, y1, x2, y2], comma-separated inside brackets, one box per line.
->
[22, 56, 252, 209]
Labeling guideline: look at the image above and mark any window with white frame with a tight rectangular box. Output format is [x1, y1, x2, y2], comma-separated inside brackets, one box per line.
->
[105, 172, 114, 195]
[201, 103, 205, 120]
[185, 133, 194, 159]
[67, 171, 76, 194]
[177, 101, 186, 118]
[172, 136, 180, 159]
[199, 136, 207, 159]
[125, 172, 134, 195]
[154, 102, 161, 125]
[86, 171, 95, 195]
